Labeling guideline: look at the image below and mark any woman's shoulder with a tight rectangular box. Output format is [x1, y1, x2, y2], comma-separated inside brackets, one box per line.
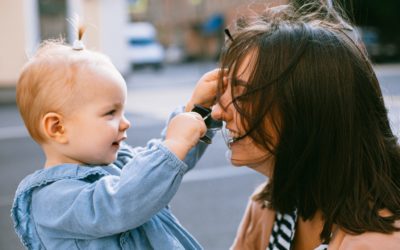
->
[333, 224, 400, 250]
[231, 182, 275, 250]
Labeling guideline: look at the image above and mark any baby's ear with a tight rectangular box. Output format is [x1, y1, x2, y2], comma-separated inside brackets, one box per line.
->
[42, 112, 68, 144]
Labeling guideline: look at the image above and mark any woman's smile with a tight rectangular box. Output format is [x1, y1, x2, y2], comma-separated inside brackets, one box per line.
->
[225, 127, 241, 148]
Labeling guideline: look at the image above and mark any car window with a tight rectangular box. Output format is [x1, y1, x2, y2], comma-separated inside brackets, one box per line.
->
[129, 38, 155, 46]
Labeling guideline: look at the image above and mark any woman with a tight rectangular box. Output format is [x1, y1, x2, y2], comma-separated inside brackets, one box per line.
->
[209, 2, 400, 250]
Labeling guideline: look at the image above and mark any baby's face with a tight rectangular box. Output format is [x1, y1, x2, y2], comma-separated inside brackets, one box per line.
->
[60, 63, 131, 165]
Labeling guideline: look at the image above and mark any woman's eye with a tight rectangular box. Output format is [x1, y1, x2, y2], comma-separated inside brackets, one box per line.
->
[233, 84, 246, 95]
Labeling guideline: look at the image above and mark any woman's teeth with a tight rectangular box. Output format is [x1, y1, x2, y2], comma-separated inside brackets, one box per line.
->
[230, 130, 241, 138]
[227, 130, 240, 146]
[222, 127, 241, 149]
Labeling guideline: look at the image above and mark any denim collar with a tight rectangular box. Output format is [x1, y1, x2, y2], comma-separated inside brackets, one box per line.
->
[11, 164, 111, 249]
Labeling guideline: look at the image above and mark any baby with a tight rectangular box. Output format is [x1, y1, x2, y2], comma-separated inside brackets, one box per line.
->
[11, 28, 219, 249]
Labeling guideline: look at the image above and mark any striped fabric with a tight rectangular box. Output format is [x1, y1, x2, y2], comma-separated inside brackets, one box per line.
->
[267, 210, 328, 250]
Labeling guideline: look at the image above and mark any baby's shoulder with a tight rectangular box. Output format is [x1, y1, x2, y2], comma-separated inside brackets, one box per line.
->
[27, 166, 107, 205]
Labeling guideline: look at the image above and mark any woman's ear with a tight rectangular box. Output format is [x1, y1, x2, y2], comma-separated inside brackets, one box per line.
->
[42, 112, 68, 144]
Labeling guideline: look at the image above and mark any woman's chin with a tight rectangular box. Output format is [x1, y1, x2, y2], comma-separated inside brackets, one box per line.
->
[226, 149, 245, 166]
[231, 161, 246, 167]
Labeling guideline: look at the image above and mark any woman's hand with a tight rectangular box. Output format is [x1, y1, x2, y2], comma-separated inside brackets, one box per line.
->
[185, 68, 225, 112]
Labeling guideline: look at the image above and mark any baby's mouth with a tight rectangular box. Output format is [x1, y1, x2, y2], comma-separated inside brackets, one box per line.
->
[112, 137, 127, 147]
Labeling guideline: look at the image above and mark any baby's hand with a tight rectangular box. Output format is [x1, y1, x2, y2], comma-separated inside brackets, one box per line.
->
[163, 112, 207, 160]
[185, 68, 226, 112]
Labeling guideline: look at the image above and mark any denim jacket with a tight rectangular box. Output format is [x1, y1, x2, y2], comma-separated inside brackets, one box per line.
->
[12, 107, 209, 250]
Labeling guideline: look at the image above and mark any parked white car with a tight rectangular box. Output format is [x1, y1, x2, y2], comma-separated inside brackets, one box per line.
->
[126, 22, 165, 69]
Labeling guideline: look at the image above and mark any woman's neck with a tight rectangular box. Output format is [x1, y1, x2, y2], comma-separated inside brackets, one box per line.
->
[292, 211, 326, 250]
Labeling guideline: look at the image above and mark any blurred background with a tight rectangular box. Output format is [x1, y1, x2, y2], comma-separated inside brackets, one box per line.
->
[1, 0, 400, 249]
[1, 0, 399, 92]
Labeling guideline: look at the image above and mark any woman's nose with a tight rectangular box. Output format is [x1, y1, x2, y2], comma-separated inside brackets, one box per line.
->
[211, 96, 233, 122]
[120, 115, 131, 131]
[211, 102, 224, 121]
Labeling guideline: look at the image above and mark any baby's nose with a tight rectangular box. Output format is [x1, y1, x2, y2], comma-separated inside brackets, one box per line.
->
[120, 116, 131, 130]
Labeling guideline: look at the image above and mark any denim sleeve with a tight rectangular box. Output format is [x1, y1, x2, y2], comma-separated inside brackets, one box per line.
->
[31, 143, 188, 239]
[113, 106, 213, 172]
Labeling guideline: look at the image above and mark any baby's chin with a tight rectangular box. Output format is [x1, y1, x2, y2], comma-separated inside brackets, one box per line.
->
[83, 157, 117, 166]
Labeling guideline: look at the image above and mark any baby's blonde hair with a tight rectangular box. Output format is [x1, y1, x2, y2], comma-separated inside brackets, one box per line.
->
[16, 36, 112, 144]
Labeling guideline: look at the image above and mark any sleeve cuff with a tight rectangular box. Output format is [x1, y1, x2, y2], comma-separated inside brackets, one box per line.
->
[156, 142, 189, 174]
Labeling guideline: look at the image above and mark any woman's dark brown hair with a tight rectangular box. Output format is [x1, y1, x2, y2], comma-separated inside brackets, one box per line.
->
[218, 2, 400, 242]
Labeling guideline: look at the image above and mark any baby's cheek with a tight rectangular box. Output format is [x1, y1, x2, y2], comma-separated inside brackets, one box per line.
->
[108, 120, 120, 129]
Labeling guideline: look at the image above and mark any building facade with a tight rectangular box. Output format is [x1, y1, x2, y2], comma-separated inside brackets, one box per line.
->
[0, 0, 286, 98]
[0, 0, 129, 91]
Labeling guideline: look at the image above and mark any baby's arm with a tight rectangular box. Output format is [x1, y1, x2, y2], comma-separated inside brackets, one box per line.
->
[31, 143, 192, 238]
[182, 68, 221, 169]
[112, 68, 221, 171]
[111, 107, 207, 171]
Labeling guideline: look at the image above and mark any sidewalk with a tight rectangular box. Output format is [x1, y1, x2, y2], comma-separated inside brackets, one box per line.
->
[1, 62, 399, 106]
[126, 85, 194, 121]
[373, 63, 400, 76]
[124, 62, 400, 122]
[124, 62, 216, 121]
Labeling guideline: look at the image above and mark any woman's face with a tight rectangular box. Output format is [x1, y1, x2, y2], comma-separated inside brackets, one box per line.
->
[211, 53, 275, 177]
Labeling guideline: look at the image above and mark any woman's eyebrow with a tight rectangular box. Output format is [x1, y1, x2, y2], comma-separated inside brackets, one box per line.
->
[232, 77, 248, 87]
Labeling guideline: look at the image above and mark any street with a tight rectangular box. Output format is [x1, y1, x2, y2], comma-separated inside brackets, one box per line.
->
[1, 62, 399, 250]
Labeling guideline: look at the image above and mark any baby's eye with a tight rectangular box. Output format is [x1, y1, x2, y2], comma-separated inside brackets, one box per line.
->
[105, 109, 116, 116]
